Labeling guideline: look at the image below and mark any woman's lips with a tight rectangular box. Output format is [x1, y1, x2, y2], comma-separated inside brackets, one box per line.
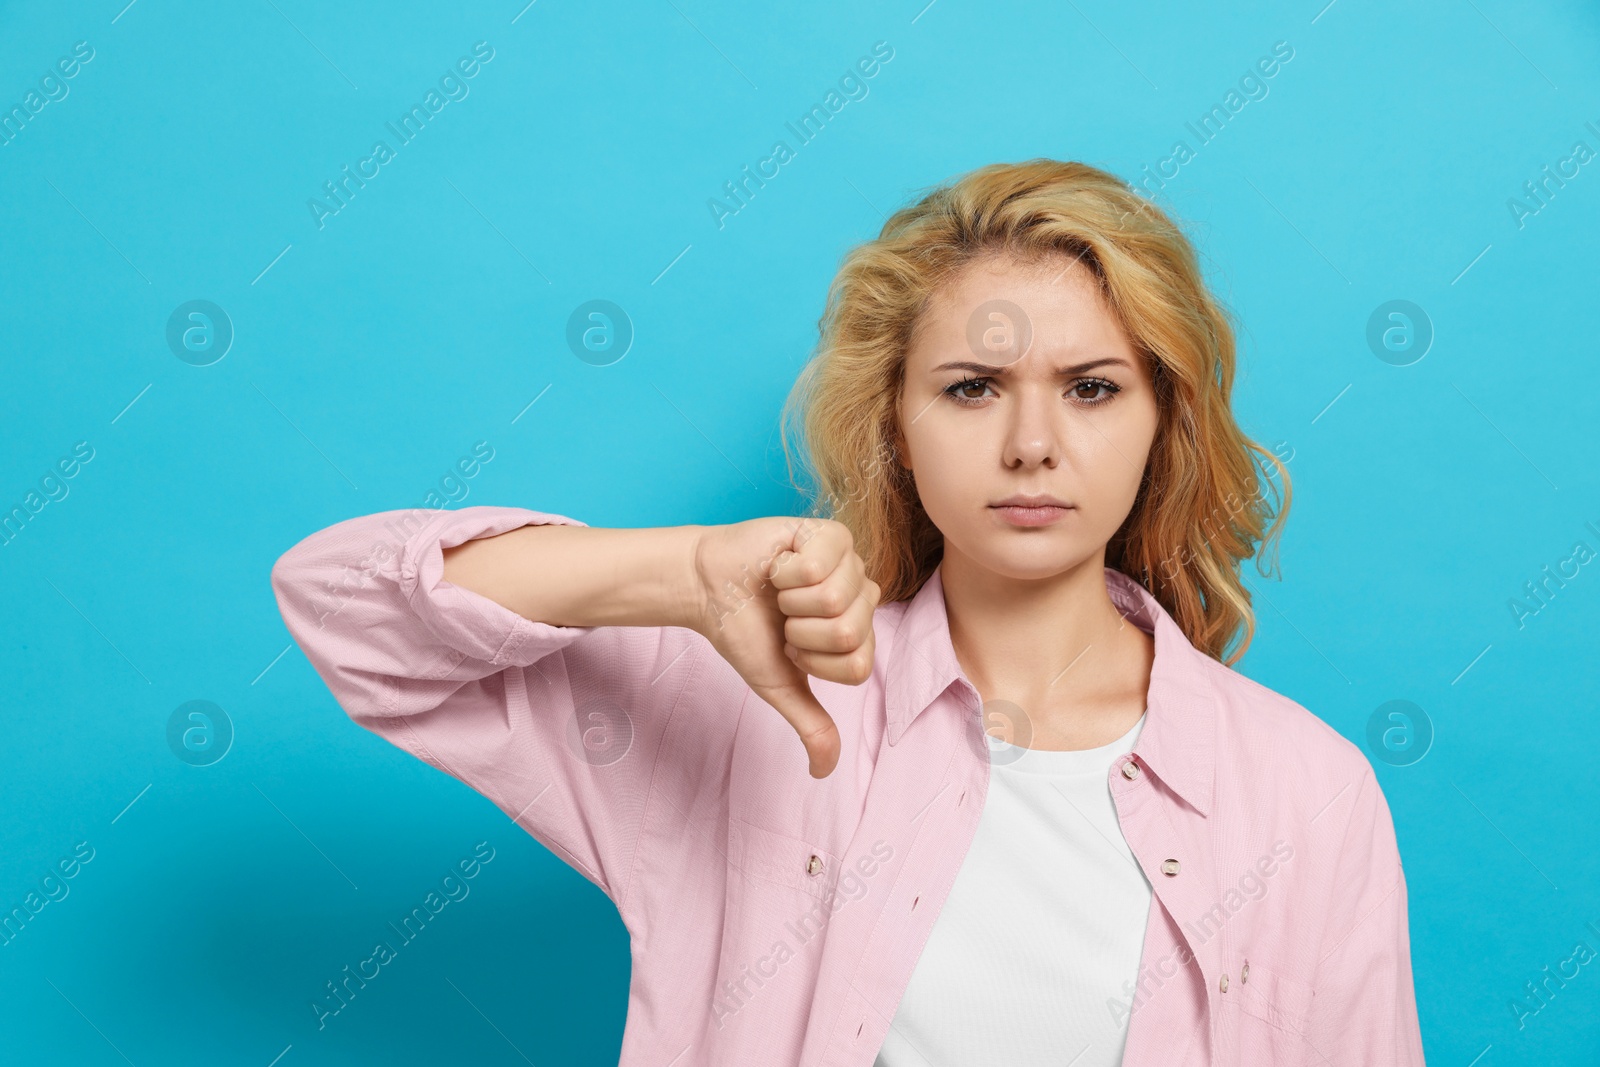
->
[992, 504, 1073, 527]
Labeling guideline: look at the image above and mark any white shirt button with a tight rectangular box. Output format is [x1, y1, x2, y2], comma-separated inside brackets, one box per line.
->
[1219, 972, 1229, 993]
[806, 854, 824, 875]
[1160, 858, 1180, 876]
[1120, 761, 1139, 780]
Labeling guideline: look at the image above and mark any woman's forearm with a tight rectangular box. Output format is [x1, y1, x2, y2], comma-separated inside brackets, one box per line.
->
[440, 522, 707, 632]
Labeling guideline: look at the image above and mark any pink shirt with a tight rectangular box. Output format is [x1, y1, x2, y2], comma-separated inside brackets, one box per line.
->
[271, 504, 1427, 1067]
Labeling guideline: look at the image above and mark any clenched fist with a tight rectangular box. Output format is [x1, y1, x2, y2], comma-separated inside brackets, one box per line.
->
[690, 516, 881, 779]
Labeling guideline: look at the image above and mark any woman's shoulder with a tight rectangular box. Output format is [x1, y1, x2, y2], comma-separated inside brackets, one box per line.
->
[1192, 652, 1377, 791]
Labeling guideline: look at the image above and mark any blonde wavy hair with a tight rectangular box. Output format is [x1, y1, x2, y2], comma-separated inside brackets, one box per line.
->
[779, 158, 1291, 665]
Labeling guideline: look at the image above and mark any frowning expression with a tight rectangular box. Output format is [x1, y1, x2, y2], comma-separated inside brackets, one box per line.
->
[896, 251, 1161, 580]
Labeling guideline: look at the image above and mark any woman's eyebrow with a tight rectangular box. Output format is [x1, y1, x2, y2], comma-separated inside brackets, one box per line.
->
[929, 357, 1131, 375]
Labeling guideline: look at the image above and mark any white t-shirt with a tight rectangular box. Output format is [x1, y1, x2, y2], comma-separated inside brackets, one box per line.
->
[873, 712, 1153, 1067]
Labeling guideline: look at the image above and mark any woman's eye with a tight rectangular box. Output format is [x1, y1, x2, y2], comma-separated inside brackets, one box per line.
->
[944, 377, 993, 404]
[1071, 378, 1121, 405]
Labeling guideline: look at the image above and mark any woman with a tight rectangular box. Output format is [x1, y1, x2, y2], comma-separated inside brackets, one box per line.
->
[272, 159, 1425, 1066]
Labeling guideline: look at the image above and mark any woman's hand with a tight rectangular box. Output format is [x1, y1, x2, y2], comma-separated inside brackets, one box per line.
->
[690, 517, 881, 779]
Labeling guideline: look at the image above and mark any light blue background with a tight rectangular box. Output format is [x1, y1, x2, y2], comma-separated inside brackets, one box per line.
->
[2, 0, 1597, 1063]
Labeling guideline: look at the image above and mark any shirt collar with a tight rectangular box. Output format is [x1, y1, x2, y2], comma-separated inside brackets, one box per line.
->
[884, 563, 1218, 817]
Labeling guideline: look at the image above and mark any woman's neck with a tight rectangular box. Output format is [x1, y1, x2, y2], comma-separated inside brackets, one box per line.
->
[939, 548, 1155, 751]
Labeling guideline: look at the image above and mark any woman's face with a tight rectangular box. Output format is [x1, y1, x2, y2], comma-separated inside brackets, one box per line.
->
[896, 251, 1161, 582]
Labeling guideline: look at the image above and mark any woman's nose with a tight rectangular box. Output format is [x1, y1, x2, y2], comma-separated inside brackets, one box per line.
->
[1002, 390, 1060, 469]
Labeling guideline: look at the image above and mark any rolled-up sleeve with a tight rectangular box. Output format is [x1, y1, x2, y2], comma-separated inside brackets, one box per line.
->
[1303, 764, 1427, 1065]
[270, 505, 718, 913]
